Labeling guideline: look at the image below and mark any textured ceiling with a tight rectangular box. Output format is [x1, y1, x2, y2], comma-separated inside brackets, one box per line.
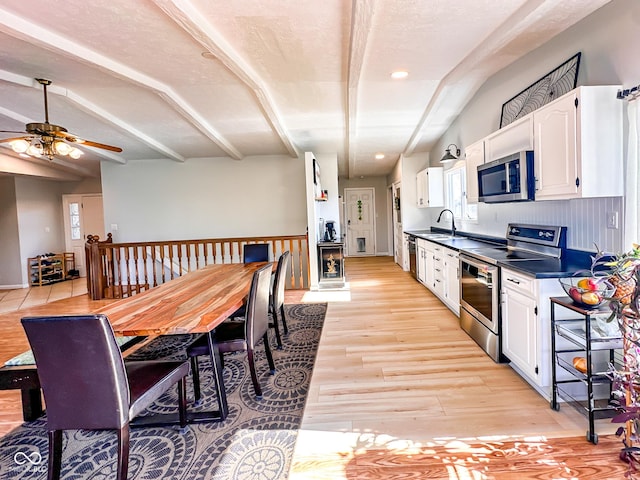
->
[0, 0, 611, 180]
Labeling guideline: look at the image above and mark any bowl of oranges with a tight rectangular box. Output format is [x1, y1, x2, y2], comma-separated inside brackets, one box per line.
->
[559, 276, 615, 309]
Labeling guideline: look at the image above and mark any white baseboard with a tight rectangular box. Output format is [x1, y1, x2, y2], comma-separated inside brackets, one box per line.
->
[0, 283, 28, 290]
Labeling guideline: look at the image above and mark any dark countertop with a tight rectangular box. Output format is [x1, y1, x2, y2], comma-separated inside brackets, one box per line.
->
[404, 228, 593, 279]
[497, 257, 589, 279]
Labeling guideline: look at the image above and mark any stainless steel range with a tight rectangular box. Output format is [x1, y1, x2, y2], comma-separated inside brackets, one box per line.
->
[459, 224, 566, 362]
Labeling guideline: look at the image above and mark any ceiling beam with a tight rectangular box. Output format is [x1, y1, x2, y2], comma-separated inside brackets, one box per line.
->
[151, 0, 299, 159]
[0, 7, 243, 161]
[346, 0, 376, 179]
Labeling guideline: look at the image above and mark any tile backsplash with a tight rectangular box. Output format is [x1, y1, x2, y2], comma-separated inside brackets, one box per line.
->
[457, 196, 624, 253]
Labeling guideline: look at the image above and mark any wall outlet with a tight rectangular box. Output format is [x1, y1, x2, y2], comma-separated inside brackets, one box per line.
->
[606, 211, 619, 229]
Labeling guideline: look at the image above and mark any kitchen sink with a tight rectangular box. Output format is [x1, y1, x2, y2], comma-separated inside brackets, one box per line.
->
[424, 234, 459, 240]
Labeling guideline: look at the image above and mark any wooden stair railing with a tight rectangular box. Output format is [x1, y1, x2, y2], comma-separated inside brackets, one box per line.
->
[85, 234, 309, 300]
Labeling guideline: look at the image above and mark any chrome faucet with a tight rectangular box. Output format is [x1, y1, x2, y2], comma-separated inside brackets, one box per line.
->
[436, 209, 456, 236]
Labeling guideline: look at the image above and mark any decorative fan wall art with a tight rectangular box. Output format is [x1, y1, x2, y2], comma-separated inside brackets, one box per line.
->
[499, 52, 581, 128]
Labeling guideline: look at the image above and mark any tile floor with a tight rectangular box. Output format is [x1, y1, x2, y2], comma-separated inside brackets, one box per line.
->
[0, 278, 87, 314]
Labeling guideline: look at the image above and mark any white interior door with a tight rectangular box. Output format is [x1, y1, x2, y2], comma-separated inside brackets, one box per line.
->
[62, 194, 105, 277]
[344, 187, 376, 256]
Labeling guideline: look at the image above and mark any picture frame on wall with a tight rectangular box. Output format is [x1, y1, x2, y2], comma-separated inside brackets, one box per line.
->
[313, 158, 322, 198]
[499, 52, 581, 128]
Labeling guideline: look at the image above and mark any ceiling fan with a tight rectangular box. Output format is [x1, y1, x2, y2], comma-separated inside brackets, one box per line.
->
[0, 78, 123, 160]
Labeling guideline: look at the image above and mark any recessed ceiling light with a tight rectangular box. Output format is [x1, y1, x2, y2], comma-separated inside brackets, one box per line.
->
[375, 153, 385, 159]
[201, 51, 217, 60]
[391, 70, 409, 79]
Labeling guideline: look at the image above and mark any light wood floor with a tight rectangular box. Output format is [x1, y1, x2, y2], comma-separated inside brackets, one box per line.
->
[0, 258, 628, 478]
[290, 256, 626, 479]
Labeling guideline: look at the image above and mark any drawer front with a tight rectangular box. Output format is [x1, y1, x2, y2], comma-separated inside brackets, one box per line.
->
[501, 268, 537, 298]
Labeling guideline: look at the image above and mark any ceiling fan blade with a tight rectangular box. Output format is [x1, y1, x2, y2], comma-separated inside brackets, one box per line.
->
[76, 139, 123, 153]
[51, 131, 122, 152]
[0, 130, 29, 135]
[0, 136, 30, 143]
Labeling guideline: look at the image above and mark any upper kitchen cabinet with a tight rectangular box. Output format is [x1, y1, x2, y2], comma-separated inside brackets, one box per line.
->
[416, 167, 444, 208]
[484, 116, 533, 163]
[464, 140, 484, 204]
[533, 86, 623, 201]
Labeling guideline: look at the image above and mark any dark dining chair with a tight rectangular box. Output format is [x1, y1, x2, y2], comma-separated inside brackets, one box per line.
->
[243, 243, 270, 263]
[189, 263, 275, 401]
[21, 314, 190, 480]
[270, 251, 290, 349]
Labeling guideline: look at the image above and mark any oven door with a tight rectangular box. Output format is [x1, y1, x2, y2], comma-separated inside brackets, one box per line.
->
[460, 255, 500, 333]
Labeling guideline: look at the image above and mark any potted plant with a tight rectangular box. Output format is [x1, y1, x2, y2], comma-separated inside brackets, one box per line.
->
[591, 244, 640, 475]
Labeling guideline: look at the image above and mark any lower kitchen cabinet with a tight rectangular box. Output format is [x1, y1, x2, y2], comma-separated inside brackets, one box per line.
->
[501, 267, 565, 398]
[416, 238, 434, 288]
[432, 244, 445, 299]
[416, 239, 459, 316]
[502, 272, 538, 380]
[443, 248, 459, 315]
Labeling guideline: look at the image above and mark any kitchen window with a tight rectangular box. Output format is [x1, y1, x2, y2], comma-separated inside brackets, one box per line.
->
[445, 163, 477, 222]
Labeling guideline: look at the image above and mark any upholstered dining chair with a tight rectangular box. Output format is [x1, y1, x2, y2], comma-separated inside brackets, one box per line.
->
[243, 243, 270, 263]
[189, 262, 275, 401]
[21, 314, 190, 480]
[269, 250, 290, 349]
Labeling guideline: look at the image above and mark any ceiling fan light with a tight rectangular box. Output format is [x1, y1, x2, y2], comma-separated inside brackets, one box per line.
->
[69, 147, 83, 159]
[54, 141, 72, 156]
[27, 144, 42, 157]
[10, 139, 29, 153]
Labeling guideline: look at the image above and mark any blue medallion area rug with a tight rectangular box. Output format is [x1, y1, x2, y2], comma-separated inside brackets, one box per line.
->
[0, 303, 327, 480]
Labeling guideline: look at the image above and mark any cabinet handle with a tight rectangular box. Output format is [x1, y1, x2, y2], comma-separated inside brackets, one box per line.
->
[447, 253, 455, 257]
[435, 268, 441, 273]
[506, 277, 520, 285]
[435, 279, 441, 283]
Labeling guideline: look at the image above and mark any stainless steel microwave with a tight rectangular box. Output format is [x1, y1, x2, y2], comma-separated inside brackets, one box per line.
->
[477, 150, 534, 203]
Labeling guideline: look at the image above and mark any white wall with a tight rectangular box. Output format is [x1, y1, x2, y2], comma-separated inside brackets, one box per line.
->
[429, 0, 638, 252]
[101, 155, 307, 242]
[14, 177, 67, 286]
[399, 152, 437, 231]
[305, 152, 340, 289]
[0, 177, 21, 288]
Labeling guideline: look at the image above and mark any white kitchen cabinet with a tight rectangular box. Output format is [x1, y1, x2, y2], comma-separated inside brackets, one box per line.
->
[416, 239, 460, 316]
[501, 267, 566, 399]
[416, 238, 434, 289]
[416, 239, 427, 285]
[432, 244, 445, 299]
[484, 115, 533, 163]
[533, 86, 623, 200]
[416, 167, 444, 208]
[443, 248, 460, 315]
[502, 269, 539, 382]
[464, 140, 484, 204]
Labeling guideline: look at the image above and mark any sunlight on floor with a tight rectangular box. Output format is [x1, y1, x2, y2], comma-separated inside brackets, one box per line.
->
[302, 288, 351, 303]
[289, 429, 589, 480]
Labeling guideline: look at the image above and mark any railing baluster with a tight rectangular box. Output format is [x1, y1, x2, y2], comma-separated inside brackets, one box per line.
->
[87, 234, 309, 299]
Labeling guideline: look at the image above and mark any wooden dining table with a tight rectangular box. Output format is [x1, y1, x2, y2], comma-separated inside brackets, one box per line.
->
[100, 261, 271, 423]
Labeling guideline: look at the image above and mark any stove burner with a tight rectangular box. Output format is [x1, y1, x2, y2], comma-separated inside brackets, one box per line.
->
[463, 247, 556, 265]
